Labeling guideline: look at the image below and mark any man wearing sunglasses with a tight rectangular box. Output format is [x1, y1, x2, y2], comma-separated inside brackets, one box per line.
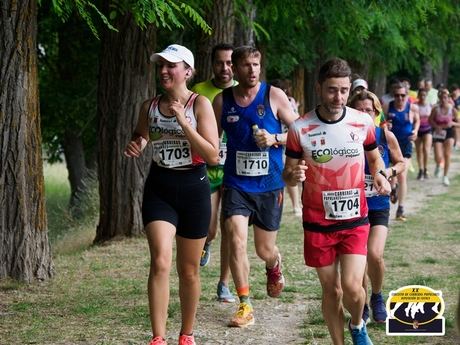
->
[383, 83, 420, 221]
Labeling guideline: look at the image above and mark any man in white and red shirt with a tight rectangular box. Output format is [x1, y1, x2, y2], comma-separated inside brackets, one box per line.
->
[283, 58, 391, 345]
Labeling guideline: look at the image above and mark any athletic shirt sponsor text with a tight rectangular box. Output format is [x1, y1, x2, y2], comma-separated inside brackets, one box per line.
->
[148, 93, 205, 169]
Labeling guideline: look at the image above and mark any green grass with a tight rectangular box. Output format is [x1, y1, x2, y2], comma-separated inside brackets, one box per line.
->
[43, 162, 98, 254]
[0, 163, 459, 344]
[43, 162, 72, 242]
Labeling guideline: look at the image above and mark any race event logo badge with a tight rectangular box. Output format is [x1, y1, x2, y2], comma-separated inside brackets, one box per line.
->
[257, 104, 265, 118]
[386, 285, 445, 336]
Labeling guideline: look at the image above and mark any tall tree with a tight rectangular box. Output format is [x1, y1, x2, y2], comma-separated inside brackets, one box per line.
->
[194, 0, 235, 82]
[39, 9, 99, 213]
[94, 8, 155, 243]
[0, 0, 54, 282]
[234, 0, 256, 47]
[292, 66, 305, 115]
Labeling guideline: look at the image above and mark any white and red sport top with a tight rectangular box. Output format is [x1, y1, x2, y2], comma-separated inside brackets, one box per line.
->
[432, 105, 455, 128]
[148, 93, 205, 169]
[286, 106, 377, 232]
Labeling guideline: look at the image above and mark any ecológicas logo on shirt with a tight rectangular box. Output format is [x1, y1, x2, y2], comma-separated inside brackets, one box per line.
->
[149, 126, 185, 141]
[312, 146, 360, 163]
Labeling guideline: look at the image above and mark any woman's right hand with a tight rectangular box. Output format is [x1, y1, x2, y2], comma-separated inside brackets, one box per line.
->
[124, 136, 147, 157]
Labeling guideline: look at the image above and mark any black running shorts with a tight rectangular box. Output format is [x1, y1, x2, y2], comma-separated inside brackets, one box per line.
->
[368, 209, 390, 227]
[142, 164, 211, 239]
[221, 187, 284, 231]
[433, 127, 455, 143]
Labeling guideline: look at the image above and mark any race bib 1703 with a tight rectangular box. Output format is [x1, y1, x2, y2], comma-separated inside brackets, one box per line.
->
[153, 139, 192, 168]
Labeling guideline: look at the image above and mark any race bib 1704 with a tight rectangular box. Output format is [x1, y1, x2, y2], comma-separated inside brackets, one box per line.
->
[322, 188, 361, 220]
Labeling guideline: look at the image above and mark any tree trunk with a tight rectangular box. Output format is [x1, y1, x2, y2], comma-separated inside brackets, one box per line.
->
[194, 0, 235, 82]
[292, 66, 305, 115]
[441, 56, 449, 86]
[62, 131, 87, 213]
[422, 60, 433, 81]
[57, 15, 91, 214]
[259, 43, 267, 81]
[433, 55, 449, 88]
[369, 73, 387, 99]
[95, 6, 155, 243]
[304, 60, 322, 111]
[0, 0, 54, 282]
[234, 0, 256, 47]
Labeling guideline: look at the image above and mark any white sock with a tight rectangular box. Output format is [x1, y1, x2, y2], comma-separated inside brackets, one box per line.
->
[350, 319, 364, 330]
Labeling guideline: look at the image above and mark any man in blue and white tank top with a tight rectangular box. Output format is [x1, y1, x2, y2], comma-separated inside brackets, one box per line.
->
[383, 83, 420, 221]
[213, 46, 298, 328]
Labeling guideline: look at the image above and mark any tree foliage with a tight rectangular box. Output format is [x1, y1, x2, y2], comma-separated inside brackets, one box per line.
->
[106, 0, 211, 34]
[38, 5, 99, 164]
[255, 0, 460, 81]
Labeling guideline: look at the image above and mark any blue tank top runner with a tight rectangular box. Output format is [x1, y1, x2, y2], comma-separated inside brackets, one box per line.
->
[221, 82, 284, 192]
[388, 101, 413, 138]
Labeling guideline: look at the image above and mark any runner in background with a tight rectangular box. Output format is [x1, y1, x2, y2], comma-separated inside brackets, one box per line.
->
[415, 88, 433, 180]
[351, 78, 368, 97]
[451, 84, 460, 150]
[192, 43, 236, 303]
[381, 78, 400, 109]
[417, 79, 425, 90]
[349, 91, 405, 325]
[429, 88, 459, 186]
[425, 79, 439, 106]
[401, 78, 417, 103]
[383, 83, 420, 221]
[270, 78, 302, 217]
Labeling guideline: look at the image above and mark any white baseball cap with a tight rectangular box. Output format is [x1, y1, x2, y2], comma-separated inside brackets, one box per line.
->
[150, 44, 195, 69]
[352, 78, 368, 92]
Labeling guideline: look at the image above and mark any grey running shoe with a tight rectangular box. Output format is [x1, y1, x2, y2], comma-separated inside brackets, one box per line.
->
[200, 242, 211, 267]
[217, 281, 236, 303]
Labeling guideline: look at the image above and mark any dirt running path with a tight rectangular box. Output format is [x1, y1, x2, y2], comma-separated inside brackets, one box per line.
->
[389, 149, 460, 221]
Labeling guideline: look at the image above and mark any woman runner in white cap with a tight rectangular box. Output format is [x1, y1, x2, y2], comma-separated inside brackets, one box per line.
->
[124, 44, 219, 345]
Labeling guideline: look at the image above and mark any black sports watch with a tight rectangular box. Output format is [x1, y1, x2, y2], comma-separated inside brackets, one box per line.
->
[391, 168, 397, 178]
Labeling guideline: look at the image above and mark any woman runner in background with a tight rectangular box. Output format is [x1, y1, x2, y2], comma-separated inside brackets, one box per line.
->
[349, 90, 405, 324]
[415, 88, 432, 180]
[429, 88, 459, 186]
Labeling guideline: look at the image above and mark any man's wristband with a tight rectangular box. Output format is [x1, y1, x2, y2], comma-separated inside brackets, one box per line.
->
[391, 168, 396, 177]
[378, 169, 388, 179]
[274, 133, 280, 143]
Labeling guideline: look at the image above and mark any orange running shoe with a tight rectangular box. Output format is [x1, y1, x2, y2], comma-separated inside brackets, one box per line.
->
[178, 334, 196, 345]
[149, 336, 167, 345]
[228, 302, 255, 328]
[266, 253, 285, 297]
